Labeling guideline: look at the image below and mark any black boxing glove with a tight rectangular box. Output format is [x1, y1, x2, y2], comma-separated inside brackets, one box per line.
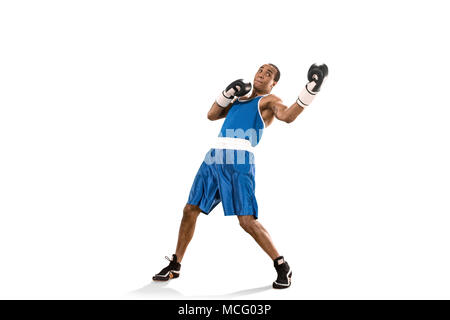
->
[307, 64, 328, 92]
[216, 79, 252, 107]
[297, 63, 328, 108]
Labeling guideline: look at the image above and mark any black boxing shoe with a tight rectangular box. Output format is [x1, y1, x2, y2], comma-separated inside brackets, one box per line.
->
[273, 256, 292, 289]
[152, 254, 181, 281]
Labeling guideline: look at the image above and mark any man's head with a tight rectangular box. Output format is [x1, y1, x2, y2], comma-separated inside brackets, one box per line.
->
[253, 63, 280, 93]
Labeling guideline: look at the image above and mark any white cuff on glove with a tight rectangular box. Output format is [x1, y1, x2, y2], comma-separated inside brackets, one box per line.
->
[296, 81, 317, 108]
[216, 88, 236, 108]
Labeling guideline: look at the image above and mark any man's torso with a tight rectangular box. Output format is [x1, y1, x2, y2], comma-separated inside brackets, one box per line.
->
[237, 94, 276, 128]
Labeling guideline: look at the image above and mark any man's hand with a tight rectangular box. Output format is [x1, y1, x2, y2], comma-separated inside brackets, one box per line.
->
[297, 64, 328, 108]
[215, 79, 252, 108]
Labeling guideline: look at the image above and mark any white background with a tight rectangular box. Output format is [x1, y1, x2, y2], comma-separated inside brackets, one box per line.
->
[1, 0, 449, 299]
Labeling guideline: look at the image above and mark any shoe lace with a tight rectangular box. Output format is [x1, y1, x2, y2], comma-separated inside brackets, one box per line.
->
[165, 256, 172, 262]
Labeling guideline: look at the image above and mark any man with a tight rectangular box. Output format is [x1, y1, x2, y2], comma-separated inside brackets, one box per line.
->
[153, 63, 328, 289]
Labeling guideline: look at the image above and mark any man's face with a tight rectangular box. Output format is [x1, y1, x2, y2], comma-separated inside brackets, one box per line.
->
[253, 64, 277, 92]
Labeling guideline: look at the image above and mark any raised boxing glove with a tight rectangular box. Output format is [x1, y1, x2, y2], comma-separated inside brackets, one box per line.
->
[216, 79, 252, 108]
[297, 63, 328, 108]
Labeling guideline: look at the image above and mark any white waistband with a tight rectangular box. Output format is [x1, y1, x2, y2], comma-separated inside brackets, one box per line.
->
[212, 137, 255, 153]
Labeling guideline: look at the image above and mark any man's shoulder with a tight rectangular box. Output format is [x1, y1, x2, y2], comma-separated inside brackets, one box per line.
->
[260, 94, 281, 109]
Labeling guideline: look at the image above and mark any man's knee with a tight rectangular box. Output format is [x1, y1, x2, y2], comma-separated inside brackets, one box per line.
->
[238, 215, 256, 232]
[183, 204, 201, 220]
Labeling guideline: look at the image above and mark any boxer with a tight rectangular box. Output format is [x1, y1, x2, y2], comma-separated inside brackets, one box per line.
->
[153, 63, 328, 289]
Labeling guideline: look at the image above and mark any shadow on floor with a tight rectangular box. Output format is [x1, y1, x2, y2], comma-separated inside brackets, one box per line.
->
[132, 281, 185, 297]
[131, 281, 272, 298]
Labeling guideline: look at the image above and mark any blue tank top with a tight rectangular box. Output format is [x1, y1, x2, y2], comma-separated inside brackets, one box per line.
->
[218, 95, 266, 147]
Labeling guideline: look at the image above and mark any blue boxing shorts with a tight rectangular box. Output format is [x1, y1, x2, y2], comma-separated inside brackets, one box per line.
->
[187, 147, 258, 219]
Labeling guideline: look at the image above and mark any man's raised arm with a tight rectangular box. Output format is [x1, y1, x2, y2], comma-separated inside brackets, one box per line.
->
[270, 98, 305, 124]
[271, 64, 328, 124]
[207, 79, 252, 121]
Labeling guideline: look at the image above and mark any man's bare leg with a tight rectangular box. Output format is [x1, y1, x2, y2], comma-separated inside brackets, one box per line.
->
[175, 204, 201, 262]
[238, 215, 292, 289]
[153, 204, 201, 281]
[237, 215, 280, 260]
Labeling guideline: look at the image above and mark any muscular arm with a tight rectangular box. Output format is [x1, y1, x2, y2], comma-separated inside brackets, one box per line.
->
[270, 96, 304, 124]
[207, 101, 233, 121]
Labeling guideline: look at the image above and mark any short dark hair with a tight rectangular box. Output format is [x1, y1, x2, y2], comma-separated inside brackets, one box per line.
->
[269, 63, 280, 82]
